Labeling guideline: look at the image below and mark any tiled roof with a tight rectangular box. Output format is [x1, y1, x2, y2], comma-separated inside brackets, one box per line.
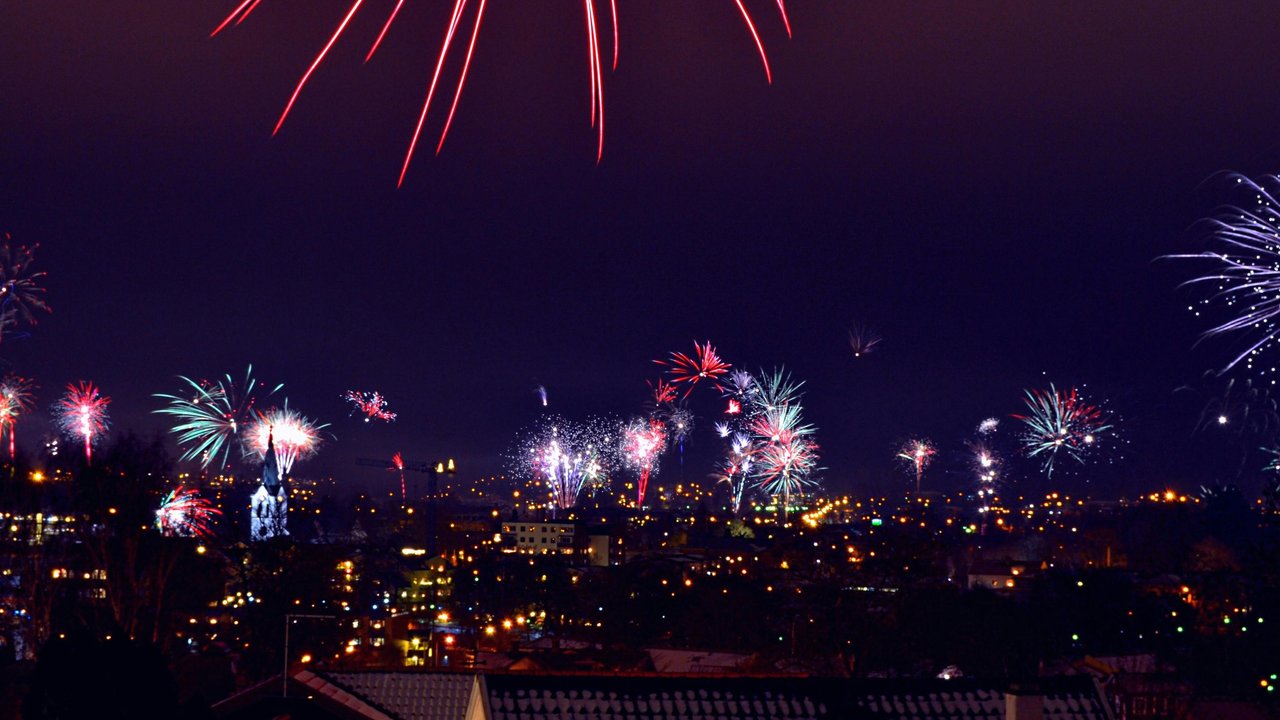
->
[481, 675, 1113, 720]
[483, 675, 830, 720]
[291, 670, 394, 720]
[322, 671, 476, 720]
[846, 678, 1113, 720]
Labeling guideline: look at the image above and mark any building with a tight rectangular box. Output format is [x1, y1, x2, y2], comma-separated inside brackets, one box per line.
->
[499, 521, 574, 555]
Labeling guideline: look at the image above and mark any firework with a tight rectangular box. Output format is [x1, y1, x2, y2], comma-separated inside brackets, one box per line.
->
[847, 323, 883, 358]
[715, 431, 756, 516]
[1013, 384, 1113, 478]
[1167, 173, 1280, 374]
[648, 378, 678, 407]
[155, 486, 222, 537]
[665, 404, 695, 458]
[977, 417, 1000, 435]
[656, 341, 732, 399]
[753, 368, 803, 414]
[343, 390, 396, 422]
[53, 381, 111, 464]
[967, 441, 999, 492]
[0, 235, 51, 344]
[241, 404, 329, 475]
[155, 366, 283, 470]
[0, 375, 35, 459]
[621, 417, 667, 506]
[1182, 372, 1279, 436]
[896, 439, 936, 494]
[535, 384, 549, 407]
[747, 382, 819, 513]
[213, 1, 790, 183]
[391, 451, 407, 501]
[512, 416, 616, 514]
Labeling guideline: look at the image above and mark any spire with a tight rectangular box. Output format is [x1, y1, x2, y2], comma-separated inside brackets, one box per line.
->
[262, 426, 281, 493]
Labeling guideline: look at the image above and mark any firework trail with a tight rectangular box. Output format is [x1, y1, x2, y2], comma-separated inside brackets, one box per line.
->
[343, 390, 397, 422]
[1166, 173, 1280, 375]
[53, 381, 110, 464]
[1180, 372, 1280, 437]
[535, 384, 549, 407]
[967, 440, 999, 494]
[241, 404, 329, 475]
[155, 366, 283, 470]
[896, 439, 936, 494]
[1013, 384, 1113, 478]
[0, 375, 35, 459]
[714, 431, 755, 516]
[212, 1, 790, 183]
[847, 323, 882, 358]
[656, 341, 732, 399]
[664, 404, 695, 465]
[0, 234, 51, 345]
[391, 451, 407, 501]
[155, 486, 222, 537]
[621, 417, 667, 506]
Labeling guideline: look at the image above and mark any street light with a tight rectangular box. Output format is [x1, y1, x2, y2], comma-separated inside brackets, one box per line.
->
[283, 613, 332, 698]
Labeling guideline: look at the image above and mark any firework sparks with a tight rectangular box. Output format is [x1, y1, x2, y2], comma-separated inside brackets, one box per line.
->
[155, 486, 222, 537]
[0, 234, 51, 345]
[896, 439, 936, 494]
[967, 441, 1000, 493]
[53, 381, 111, 464]
[212, 2, 790, 182]
[847, 323, 883, 358]
[657, 341, 732, 399]
[648, 378, 678, 407]
[1167, 173, 1280, 375]
[1013, 384, 1113, 478]
[0, 375, 35, 459]
[513, 416, 616, 514]
[1182, 372, 1279, 436]
[343, 390, 397, 422]
[748, 384, 819, 514]
[241, 404, 329, 475]
[753, 368, 803, 414]
[391, 451, 407, 501]
[155, 366, 283, 470]
[977, 417, 1000, 435]
[714, 431, 756, 516]
[621, 417, 667, 506]
[535, 384, 549, 407]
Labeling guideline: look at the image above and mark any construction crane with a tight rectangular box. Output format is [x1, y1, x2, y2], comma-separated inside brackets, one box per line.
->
[356, 455, 456, 556]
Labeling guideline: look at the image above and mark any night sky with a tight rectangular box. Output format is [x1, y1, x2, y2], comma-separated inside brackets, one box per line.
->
[3, 1, 1280, 497]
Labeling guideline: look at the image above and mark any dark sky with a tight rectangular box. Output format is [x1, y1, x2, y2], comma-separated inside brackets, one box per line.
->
[3, 1, 1279, 497]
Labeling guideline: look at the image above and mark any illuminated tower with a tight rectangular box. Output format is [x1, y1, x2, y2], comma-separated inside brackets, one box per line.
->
[250, 431, 288, 540]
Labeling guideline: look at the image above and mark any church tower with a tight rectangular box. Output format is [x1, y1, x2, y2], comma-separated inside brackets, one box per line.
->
[250, 429, 288, 540]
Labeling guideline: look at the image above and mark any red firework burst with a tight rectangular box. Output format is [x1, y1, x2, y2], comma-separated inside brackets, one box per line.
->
[656, 340, 732, 399]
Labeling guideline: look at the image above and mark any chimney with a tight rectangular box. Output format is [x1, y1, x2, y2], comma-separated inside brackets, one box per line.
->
[1005, 683, 1044, 720]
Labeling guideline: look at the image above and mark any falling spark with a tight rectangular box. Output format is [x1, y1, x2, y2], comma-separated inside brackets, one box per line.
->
[212, 2, 790, 182]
